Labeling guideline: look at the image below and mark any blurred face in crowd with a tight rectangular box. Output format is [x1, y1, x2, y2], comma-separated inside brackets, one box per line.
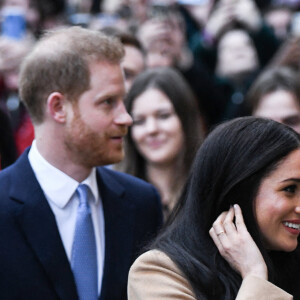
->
[146, 47, 174, 68]
[68, 0, 92, 13]
[145, 16, 185, 68]
[264, 8, 292, 41]
[0, 0, 40, 31]
[131, 88, 184, 166]
[122, 45, 145, 92]
[254, 89, 300, 134]
[254, 148, 300, 252]
[216, 29, 259, 79]
[182, 0, 214, 27]
[64, 61, 132, 168]
[2, 0, 29, 9]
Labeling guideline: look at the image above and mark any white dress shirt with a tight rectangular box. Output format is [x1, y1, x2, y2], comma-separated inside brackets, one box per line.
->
[28, 140, 105, 294]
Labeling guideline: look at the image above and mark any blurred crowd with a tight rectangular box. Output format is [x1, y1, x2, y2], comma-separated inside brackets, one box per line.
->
[2, 0, 300, 203]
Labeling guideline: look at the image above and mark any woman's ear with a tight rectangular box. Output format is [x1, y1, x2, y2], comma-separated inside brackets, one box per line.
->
[46, 92, 67, 123]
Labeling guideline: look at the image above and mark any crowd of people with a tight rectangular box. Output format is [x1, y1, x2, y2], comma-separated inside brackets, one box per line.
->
[0, 0, 299, 299]
[1, 0, 300, 163]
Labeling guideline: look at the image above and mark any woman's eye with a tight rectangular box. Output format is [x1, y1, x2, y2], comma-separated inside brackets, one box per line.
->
[132, 119, 144, 126]
[283, 185, 297, 194]
[158, 112, 171, 119]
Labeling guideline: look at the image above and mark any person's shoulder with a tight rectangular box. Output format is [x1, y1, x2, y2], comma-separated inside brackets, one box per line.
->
[98, 166, 161, 201]
[132, 249, 177, 270]
[98, 166, 157, 191]
[0, 161, 22, 210]
[0, 161, 16, 186]
[0, 149, 30, 184]
[128, 249, 196, 299]
[97, 166, 163, 225]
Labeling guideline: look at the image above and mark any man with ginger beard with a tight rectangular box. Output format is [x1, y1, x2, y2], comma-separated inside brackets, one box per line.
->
[0, 27, 162, 300]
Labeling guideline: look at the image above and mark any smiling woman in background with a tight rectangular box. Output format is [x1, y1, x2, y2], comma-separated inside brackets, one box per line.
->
[115, 67, 204, 219]
[246, 66, 300, 133]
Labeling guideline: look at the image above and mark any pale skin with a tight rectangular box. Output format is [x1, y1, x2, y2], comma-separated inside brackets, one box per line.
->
[35, 61, 132, 182]
[253, 90, 300, 134]
[122, 45, 145, 92]
[205, 0, 261, 39]
[131, 88, 184, 208]
[209, 205, 268, 280]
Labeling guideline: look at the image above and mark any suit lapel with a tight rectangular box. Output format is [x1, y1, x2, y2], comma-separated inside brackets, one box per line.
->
[97, 168, 136, 300]
[9, 151, 78, 300]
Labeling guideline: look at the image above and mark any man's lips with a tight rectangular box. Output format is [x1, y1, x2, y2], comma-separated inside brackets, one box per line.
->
[110, 136, 124, 141]
[110, 129, 128, 140]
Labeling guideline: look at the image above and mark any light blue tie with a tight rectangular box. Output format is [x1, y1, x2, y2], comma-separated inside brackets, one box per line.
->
[71, 184, 98, 300]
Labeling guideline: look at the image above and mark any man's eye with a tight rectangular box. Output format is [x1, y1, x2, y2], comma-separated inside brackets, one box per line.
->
[104, 99, 113, 105]
[101, 98, 118, 107]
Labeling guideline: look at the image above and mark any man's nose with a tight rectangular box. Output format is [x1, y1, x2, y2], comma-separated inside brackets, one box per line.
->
[115, 103, 133, 126]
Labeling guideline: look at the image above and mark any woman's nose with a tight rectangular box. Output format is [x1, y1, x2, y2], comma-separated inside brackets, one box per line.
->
[145, 117, 159, 134]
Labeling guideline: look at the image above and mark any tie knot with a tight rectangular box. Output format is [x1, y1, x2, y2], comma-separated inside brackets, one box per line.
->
[76, 184, 90, 206]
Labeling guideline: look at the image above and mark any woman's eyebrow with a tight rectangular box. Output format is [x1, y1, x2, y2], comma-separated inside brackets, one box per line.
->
[280, 178, 300, 183]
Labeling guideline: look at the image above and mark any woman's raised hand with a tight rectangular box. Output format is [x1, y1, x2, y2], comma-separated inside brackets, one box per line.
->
[209, 204, 268, 280]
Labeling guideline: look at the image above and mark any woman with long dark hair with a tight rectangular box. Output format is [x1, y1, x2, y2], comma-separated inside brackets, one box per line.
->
[115, 67, 204, 219]
[128, 117, 300, 299]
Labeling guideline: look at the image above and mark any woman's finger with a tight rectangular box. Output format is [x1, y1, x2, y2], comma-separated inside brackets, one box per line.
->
[233, 204, 247, 234]
[223, 206, 236, 237]
[209, 227, 225, 254]
[212, 211, 228, 237]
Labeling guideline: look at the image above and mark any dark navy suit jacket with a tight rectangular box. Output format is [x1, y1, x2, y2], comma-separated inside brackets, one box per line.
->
[0, 150, 162, 300]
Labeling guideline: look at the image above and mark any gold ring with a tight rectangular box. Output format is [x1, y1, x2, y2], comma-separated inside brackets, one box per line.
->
[217, 231, 225, 236]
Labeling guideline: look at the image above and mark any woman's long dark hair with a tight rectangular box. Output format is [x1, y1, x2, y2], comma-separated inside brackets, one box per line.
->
[151, 117, 300, 299]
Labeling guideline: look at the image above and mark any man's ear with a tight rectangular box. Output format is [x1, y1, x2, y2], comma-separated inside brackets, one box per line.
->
[46, 92, 68, 123]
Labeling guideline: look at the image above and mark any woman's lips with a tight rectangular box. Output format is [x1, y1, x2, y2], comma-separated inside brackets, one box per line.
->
[145, 139, 165, 149]
[283, 220, 300, 235]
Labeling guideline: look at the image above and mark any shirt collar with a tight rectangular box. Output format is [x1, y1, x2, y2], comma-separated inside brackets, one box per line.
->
[28, 140, 99, 209]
